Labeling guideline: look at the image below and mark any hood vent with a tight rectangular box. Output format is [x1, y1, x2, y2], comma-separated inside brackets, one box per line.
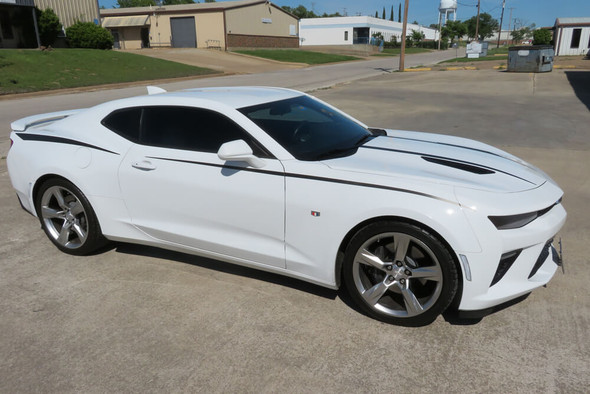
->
[422, 156, 495, 175]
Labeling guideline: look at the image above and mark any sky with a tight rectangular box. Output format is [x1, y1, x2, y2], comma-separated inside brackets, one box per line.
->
[98, 0, 590, 29]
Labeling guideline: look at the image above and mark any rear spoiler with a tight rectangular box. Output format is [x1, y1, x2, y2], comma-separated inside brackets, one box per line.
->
[11, 109, 85, 132]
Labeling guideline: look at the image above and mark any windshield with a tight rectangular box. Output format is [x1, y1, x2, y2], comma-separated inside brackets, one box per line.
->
[238, 95, 372, 161]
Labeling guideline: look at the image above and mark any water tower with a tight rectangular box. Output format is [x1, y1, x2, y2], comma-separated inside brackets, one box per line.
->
[438, 0, 457, 26]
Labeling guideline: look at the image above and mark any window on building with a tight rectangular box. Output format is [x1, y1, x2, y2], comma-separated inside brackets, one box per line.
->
[0, 10, 14, 39]
[570, 28, 581, 49]
[344, 31, 349, 41]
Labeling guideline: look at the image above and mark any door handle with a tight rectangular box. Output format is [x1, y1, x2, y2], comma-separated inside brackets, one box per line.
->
[132, 160, 157, 171]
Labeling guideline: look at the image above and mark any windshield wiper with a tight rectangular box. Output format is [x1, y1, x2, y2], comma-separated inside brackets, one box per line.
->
[314, 146, 358, 161]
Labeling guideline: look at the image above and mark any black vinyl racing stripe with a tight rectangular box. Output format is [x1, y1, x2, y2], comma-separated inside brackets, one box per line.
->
[15, 133, 119, 155]
[148, 156, 458, 205]
[360, 145, 535, 185]
[383, 134, 506, 158]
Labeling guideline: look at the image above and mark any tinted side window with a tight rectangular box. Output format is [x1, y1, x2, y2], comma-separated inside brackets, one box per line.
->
[101, 108, 142, 142]
[141, 106, 263, 154]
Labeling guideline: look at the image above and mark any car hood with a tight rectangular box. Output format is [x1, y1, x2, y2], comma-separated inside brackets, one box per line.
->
[322, 130, 548, 193]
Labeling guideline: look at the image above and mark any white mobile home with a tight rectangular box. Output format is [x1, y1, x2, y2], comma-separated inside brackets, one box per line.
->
[299, 16, 438, 46]
[554, 17, 590, 56]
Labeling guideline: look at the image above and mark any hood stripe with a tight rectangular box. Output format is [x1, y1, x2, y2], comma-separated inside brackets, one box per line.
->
[15, 133, 119, 155]
[385, 135, 506, 158]
[360, 145, 535, 185]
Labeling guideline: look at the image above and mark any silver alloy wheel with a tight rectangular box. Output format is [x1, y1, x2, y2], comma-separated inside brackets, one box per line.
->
[40, 185, 88, 249]
[352, 232, 443, 318]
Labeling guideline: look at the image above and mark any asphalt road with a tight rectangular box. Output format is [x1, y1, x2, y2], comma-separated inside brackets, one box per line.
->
[1, 58, 589, 392]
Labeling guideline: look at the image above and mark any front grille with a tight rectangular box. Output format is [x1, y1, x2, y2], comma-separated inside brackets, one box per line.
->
[491, 250, 521, 287]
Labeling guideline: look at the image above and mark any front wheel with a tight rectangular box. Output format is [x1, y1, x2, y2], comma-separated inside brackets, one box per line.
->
[342, 221, 458, 326]
[35, 178, 107, 255]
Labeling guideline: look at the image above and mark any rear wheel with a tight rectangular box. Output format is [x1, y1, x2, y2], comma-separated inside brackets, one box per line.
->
[36, 178, 106, 255]
[342, 221, 458, 326]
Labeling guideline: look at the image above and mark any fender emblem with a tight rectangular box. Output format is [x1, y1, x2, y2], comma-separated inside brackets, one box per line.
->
[311, 211, 320, 217]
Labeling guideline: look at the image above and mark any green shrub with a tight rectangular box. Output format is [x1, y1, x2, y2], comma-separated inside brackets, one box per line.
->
[38, 8, 62, 46]
[66, 22, 113, 49]
[532, 29, 552, 46]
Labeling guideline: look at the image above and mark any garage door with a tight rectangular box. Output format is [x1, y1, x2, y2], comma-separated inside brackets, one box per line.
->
[170, 17, 196, 48]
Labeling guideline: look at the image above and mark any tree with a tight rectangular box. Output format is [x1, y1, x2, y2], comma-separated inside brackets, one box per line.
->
[533, 29, 552, 45]
[117, 0, 155, 7]
[411, 29, 425, 46]
[38, 8, 62, 47]
[382, 7, 386, 19]
[163, 0, 195, 4]
[511, 23, 535, 43]
[282, 5, 316, 19]
[398, 3, 401, 22]
[465, 12, 498, 41]
[390, 6, 394, 21]
[441, 20, 467, 43]
[66, 22, 113, 49]
[321, 12, 342, 17]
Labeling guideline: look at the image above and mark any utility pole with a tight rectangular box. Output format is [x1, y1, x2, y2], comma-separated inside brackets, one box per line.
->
[475, 0, 481, 41]
[508, 7, 515, 44]
[496, 0, 506, 48]
[437, 11, 442, 50]
[399, 0, 410, 71]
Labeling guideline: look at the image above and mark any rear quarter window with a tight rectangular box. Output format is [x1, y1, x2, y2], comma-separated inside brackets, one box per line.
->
[101, 107, 142, 142]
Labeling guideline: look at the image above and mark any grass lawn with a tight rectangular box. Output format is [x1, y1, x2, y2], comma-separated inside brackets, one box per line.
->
[0, 49, 218, 94]
[371, 47, 432, 56]
[234, 49, 359, 64]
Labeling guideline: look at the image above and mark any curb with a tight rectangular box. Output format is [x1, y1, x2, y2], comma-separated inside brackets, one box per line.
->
[405, 67, 432, 72]
[553, 65, 576, 69]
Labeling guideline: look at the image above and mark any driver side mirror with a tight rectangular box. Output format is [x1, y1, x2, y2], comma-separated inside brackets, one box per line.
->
[217, 139, 266, 169]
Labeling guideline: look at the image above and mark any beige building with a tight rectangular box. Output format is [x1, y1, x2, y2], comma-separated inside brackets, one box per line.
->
[35, 0, 100, 28]
[100, 0, 299, 50]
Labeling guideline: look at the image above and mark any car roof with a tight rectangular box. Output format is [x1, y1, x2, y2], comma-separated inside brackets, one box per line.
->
[146, 86, 305, 109]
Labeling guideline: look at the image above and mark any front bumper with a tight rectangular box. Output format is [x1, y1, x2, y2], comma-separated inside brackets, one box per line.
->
[456, 201, 566, 312]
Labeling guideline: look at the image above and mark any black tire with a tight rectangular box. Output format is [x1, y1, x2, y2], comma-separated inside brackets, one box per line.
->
[342, 221, 458, 327]
[35, 178, 107, 256]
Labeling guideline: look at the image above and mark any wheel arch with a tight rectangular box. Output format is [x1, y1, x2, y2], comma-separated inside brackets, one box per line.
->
[32, 173, 70, 216]
[334, 215, 463, 307]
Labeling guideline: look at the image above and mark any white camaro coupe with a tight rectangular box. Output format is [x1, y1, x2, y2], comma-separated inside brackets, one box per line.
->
[7, 87, 566, 326]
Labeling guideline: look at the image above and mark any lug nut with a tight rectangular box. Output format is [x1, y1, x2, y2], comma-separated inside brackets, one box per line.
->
[396, 261, 403, 267]
[405, 270, 411, 276]
[388, 276, 394, 282]
[400, 278, 406, 285]
[386, 265, 393, 271]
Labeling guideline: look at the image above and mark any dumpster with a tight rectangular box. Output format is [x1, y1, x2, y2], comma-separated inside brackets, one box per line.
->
[507, 45, 554, 72]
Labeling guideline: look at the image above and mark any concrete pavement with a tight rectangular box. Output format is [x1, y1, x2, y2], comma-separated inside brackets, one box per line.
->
[1, 62, 589, 392]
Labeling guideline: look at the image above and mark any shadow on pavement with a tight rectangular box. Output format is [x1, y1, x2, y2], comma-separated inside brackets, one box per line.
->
[114, 242, 338, 300]
[565, 70, 590, 111]
[113, 242, 530, 327]
[443, 293, 530, 325]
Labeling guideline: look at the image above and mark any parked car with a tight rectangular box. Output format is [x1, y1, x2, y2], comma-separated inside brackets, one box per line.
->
[7, 87, 566, 326]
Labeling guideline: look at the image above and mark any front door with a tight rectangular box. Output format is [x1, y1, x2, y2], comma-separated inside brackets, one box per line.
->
[117, 106, 286, 268]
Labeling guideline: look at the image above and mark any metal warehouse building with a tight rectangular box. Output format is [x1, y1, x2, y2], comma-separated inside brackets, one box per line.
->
[554, 17, 590, 56]
[100, 0, 299, 50]
[35, 0, 100, 29]
[299, 16, 438, 46]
